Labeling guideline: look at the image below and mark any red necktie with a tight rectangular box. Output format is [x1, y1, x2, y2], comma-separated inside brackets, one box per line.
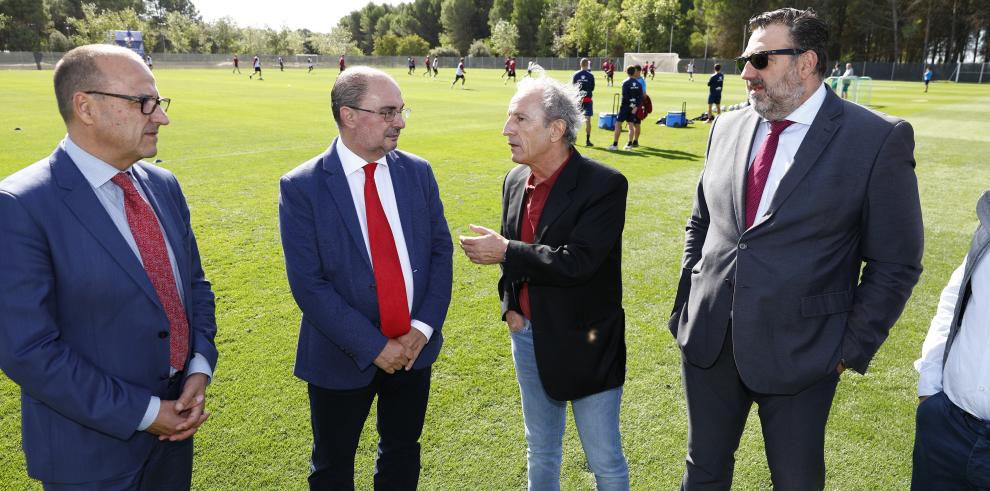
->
[745, 119, 794, 229]
[111, 173, 189, 370]
[363, 163, 411, 338]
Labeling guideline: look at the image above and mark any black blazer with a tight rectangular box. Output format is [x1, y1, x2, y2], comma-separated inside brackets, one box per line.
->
[499, 150, 628, 401]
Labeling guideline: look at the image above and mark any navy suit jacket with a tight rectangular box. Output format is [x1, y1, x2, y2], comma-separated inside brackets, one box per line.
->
[0, 145, 218, 483]
[279, 139, 453, 390]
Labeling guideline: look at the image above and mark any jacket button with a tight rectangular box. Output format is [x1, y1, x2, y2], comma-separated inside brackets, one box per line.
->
[158, 331, 169, 339]
[738, 243, 748, 250]
[724, 278, 732, 286]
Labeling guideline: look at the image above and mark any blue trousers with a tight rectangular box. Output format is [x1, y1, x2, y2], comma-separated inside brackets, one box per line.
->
[510, 321, 629, 491]
[913, 391, 990, 490]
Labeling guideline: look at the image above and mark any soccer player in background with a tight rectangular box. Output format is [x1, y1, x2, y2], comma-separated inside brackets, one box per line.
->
[504, 57, 517, 85]
[451, 58, 466, 89]
[232, 54, 240, 74]
[249, 54, 263, 80]
[573, 58, 596, 147]
[706, 63, 724, 123]
[609, 65, 643, 151]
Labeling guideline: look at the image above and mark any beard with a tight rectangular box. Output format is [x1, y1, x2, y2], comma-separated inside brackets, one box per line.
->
[747, 63, 805, 120]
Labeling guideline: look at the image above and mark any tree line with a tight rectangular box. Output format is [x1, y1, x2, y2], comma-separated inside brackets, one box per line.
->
[1, 0, 987, 64]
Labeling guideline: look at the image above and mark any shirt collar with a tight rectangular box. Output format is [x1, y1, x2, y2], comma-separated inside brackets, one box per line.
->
[334, 136, 387, 176]
[763, 83, 827, 127]
[63, 135, 134, 189]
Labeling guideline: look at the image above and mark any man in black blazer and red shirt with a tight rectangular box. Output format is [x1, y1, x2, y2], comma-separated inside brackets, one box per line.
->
[461, 77, 630, 490]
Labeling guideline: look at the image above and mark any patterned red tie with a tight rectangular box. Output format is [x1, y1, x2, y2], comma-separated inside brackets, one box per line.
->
[745, 119, 794, 229]
[363, 163, 411, 338]
[111, 173, 189, 370]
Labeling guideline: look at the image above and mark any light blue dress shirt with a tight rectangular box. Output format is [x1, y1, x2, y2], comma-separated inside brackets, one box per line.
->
[63, 136, 213, 432]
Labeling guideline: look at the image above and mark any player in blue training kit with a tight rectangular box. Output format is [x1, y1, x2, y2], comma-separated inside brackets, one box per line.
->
[573, 58, 596, 147]
[609, 65, 643, 151]
[706, 63, 724, 123]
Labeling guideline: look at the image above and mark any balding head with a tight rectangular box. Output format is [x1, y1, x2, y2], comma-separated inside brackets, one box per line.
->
[54, 44, 146, 123]
[330, 66, 397, 126]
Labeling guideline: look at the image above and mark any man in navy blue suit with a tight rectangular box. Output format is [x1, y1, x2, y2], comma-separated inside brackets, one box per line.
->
[279, 66, 453, 490]
[0, 44, 218, 489]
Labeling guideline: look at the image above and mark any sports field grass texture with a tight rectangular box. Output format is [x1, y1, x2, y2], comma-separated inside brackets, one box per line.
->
[1, 66, 989, 489]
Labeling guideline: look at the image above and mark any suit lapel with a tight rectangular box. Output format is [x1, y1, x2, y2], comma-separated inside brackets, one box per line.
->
[504, 166, 530, 240]
[386, 152, 417, 265]
[535, 152, 579, 243]
[322, 144, 374, 272]
[731, 109, 761, 234]
[978, 190, 990, 231]
[761, 88, 842, 221]
[52, 148, 162, 308]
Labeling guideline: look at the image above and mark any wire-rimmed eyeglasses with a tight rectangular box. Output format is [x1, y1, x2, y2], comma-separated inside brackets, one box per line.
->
[346, 106, 411, 122]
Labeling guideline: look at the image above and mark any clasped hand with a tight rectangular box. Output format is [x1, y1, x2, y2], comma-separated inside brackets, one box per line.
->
[146, 373, 210, 442]
[374, 329, 428, 374]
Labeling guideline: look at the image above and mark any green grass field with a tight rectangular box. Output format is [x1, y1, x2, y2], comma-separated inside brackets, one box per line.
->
[1, 65, 988, 489]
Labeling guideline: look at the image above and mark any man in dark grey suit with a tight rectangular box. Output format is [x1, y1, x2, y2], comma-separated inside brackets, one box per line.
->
[669, 8, 924, 489]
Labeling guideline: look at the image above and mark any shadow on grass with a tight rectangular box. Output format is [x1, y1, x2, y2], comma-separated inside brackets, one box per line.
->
[590, 146, 701, 161]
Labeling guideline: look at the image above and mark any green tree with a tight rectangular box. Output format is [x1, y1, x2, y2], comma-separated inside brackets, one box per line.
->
[0, 0, 51, 52]
[488, 0, 514, 32]
[373, 32, 401, 55]
[205, 16, 240, 54]
[468, 38, 492, 56]
[309, 25, 360, 56]
[66, 3, 144, 46]
[396, 34, 430, 55]
[512, 0, 543, 55]
[441, 0, 491, 54]
[490, 18, 519, 56]
[410, 0, 443, 47]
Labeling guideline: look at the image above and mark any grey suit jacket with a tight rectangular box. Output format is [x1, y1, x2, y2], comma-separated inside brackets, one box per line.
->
[943, 191, 990, 366]
[670, 86, 924, 394]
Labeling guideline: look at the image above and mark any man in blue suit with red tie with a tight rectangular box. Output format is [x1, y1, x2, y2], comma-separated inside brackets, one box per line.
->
[0, 45, 218, 489]
[279, 66, 452, 490]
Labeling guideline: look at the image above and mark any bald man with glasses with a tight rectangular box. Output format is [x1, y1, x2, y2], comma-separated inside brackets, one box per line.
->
[0, 44, 218, 489]
[279, 66, 452, 489]
[668, 8, 923, 489]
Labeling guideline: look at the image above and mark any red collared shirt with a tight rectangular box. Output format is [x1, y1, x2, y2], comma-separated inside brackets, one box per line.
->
[518, 151, 571, 320]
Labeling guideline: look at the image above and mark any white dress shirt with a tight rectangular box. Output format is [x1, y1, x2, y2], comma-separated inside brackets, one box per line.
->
[64, 136, 213, 431]
[334, 137, 434, 340]
[747, 84, 827, 222]
[916, 251, 990, 420]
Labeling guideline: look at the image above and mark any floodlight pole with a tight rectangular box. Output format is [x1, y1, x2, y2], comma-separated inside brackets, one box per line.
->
[669, 23, 674, 53]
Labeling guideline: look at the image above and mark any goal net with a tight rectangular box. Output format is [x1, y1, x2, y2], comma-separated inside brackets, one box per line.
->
[623, 53, 679, 72]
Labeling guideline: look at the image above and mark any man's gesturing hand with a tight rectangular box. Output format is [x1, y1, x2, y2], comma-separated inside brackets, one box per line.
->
[459, 224, 508, 265]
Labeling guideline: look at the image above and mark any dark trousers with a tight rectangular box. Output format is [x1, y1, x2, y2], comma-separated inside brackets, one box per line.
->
[912, 391, 990, 490]
[680, 326, 839, 491]
[308, 367, 431, 491]
[43, 372, 193, 491]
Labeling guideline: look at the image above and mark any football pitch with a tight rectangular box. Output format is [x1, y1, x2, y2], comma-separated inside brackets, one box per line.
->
[1, 66, 989, 489]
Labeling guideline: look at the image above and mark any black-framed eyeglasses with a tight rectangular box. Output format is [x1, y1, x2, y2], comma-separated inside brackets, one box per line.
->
[84, 91, 170, 115]
[346, 106, 411, 122]
[736, 48, 807, 72]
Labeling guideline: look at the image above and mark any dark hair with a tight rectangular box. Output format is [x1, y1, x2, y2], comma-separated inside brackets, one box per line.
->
[626, 65, 636, 76]
[714, 63, 721, 71]
[749, 7, 829, 78]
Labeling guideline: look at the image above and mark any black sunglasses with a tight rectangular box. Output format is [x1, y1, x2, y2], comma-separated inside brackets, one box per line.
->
[84, 91, 170, 115]
[735, 48, 807, 72]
